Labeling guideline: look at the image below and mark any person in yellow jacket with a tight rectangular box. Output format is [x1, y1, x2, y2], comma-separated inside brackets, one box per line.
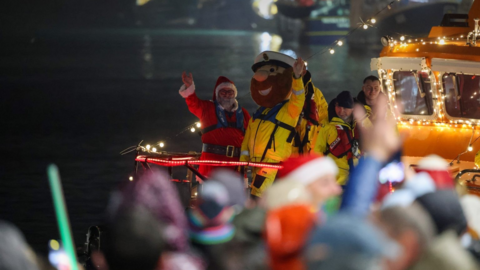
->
[313, 91, 360, 185]
[293, 70, 329, 154]
[355, 75, 395, 127]
[240, 51, 306, 198]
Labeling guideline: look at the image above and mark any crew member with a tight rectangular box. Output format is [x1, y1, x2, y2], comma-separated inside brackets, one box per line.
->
[313, 91, 360, 185]
[356, 75, 393, 123]
[293, 70, 329, 154]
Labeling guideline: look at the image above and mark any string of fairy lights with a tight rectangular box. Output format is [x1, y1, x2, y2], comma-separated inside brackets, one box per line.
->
[306, 0, 399, 60]
[377, 29, 480, 156]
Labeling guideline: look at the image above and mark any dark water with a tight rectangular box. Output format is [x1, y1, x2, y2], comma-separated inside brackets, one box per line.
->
[0, 27, 378, 254]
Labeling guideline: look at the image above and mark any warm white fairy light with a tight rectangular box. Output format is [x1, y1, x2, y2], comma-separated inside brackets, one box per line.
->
[146, 144, 151, 150]
[159, 142, 165, 148]
[152, 147, 157, 152]
[329, 48, 335, 54]
[468, 145, 473, 152]
[337, 40, 343, 46]
[400, 36, 405, 41]
[129, 176, 133, 181]
[371, 18, 376, 24]
[363, 24, 368, 30]
[196, 122, 201, 128]
[191, 127, 196, 132]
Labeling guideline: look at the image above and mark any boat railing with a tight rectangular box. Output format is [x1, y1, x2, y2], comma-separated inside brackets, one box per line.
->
[455, 169, 480, 194]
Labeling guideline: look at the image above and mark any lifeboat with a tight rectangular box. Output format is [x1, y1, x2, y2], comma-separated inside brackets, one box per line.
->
[370, 0, 480, 195]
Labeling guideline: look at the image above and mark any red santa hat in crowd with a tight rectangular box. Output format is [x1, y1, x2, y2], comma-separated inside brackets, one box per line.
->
[414, 154, 455, 189]
[277, 154, 338, 185]
[213, 76, 237, 101]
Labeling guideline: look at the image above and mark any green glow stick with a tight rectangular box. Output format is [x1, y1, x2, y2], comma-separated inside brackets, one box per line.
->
[47, 164, 79, 270]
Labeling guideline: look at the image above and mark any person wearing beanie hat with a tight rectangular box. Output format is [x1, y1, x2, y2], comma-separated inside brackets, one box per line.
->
[240, 51, 306, 198]
[415, 189, 468, 237]
[276, 154, 341, 209]
[179, 72, 251, 177]
[313, 90, 361, 185]
[187, 180, 236, 270]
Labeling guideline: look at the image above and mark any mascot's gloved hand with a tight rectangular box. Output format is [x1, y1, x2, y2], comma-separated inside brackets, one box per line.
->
[293, 57, 305, 79]
[240, 155, 250, 162]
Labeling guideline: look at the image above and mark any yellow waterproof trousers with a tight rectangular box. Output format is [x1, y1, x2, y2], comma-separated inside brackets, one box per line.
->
[250, 158, 279, 197]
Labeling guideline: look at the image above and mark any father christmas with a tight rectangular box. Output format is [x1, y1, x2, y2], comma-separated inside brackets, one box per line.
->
[179, 72, 251, 177]
[240, 51, 306, 197]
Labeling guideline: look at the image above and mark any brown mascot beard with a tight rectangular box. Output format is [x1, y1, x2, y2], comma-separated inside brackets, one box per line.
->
[250, 67, 293, 108]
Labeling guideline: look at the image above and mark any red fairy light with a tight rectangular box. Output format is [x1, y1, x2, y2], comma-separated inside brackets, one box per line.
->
[171, 157, 195, 161]
[135, 155, 283, 169]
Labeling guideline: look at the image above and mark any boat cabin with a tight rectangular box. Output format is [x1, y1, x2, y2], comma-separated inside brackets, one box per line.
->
[370, 0, 480, 195]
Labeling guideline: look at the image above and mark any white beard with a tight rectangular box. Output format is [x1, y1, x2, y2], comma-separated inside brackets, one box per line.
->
[218, 97, 236, 111]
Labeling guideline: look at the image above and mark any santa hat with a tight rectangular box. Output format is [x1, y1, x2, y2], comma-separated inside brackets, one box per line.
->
[213, 76, 237, 101]
[252, 51, 296, 72]
[414, 155, 455, 189]
[277, 154, 338, 185]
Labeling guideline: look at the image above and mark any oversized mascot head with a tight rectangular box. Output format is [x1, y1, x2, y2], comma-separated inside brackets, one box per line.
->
[251, 51, 296, 108]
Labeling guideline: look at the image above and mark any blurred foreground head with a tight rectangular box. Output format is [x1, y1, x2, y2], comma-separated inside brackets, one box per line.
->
[102, 205, 164, 270]
[277, 154, 340, 207]
[265, 204, 317, 270]
[413, 155, 455, 189]
[209, 169, 246, 211]
[382, 173, 467, 237]
[305, 214, 399, 270]
[0, 221, 39, 270]
[188, 180, 235, 245]
[378, 204, 436, 270]
[107, 168, 188, 252]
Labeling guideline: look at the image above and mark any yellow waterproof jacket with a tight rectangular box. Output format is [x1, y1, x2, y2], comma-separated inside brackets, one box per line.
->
[314, 116, 359, 185]
[356, 91, 394, 128]
[476, 150, 480, 168]
[292, 83, 328, 154]
[241, 77, 305, 162]
[292, 118, 312, 154]
[309, 84, 329, 150]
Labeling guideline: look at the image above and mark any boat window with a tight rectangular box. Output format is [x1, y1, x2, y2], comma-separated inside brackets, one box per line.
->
[443, 73, 480, 119]
[393, 71, 433, 116]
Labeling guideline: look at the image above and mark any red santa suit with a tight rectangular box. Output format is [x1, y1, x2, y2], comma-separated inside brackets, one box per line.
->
[179, 76, 250, 177]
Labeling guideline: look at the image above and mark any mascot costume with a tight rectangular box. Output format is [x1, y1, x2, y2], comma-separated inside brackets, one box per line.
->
[240, 51, 306, 197]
